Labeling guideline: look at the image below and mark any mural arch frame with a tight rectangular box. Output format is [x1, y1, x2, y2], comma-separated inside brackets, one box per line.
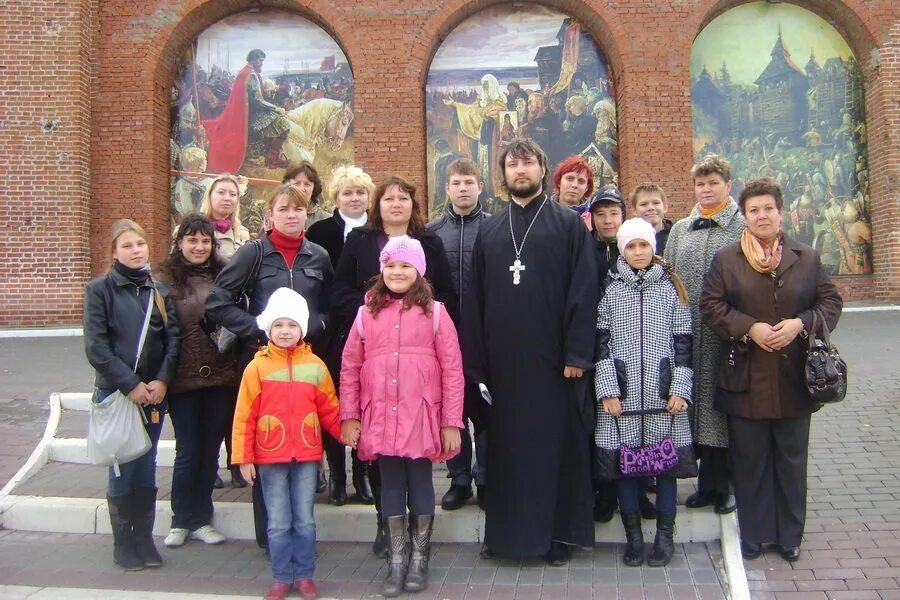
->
[687, 0, 897, 294]
[416, 0, 629, 207]
[91, 0, 354, 271]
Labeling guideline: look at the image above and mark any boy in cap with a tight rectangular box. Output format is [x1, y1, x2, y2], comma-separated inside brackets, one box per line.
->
[232, 287, 343, 600]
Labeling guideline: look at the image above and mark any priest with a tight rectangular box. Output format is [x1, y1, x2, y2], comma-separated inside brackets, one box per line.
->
[465, 139, 599, 565]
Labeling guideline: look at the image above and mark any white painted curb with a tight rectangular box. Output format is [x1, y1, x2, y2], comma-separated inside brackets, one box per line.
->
[720, 512, 751, 600]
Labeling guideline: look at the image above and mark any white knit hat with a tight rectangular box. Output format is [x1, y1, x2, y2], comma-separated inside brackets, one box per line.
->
[617, 217, 657, 255]
[256, 287, 310, 338]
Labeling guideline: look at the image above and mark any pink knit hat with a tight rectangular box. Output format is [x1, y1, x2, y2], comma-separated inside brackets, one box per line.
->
[379, 235, 427, 277]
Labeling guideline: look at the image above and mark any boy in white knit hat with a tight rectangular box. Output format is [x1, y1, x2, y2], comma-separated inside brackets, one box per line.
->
[231, 287, 343, 600]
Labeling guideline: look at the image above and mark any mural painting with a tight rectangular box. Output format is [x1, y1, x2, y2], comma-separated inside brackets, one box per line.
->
[692, 2, 872, 275]
[169, 9, 354, 232]
[425, 3, 618, 216]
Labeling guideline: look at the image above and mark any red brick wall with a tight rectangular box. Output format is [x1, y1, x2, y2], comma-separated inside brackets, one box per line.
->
[1, 0, 898, 327]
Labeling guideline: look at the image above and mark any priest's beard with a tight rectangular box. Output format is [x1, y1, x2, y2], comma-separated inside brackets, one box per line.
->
[508, 180, 543, 201]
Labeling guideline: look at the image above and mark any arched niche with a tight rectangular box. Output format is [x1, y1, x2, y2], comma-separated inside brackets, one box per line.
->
[424, 2, 618, 217]
[169, 8, 354, 232]
[692, 1, 872, 275]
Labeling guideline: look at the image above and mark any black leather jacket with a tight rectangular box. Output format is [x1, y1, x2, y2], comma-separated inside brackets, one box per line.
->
[83, 270, 180, 395]
[205, 233, 333, 343]
[426, 202, 489, 316]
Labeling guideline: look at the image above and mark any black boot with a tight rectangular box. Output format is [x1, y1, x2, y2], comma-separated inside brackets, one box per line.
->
[405, 515, 434, 592]
[230, 466, 248, 489]
[381, 515, 409, 598]
[107, 494, 144, 571]
[324, 436, 347, 506]
[647, 512, 676, 567]
[132, 487, 163, 568]
[639, 493, 657, 520]
[593, 482, 617, 523]
[352, 455, 375, 505]
[620, 511, 644, 567]
[372, 511, 388, 558]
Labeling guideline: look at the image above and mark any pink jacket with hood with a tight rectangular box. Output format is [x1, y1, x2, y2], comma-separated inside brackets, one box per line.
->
[339, 298, 464, 462]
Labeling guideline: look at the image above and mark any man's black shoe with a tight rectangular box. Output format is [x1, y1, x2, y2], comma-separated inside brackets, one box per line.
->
[780, 546, 801, 562]
[441, 484, 473, 511]
[741, 541, 762, 559]
[546, 541, 572, 566]
[684, 490, 715, 509]
[479, 544, 495, 559]
[714, 494, 737, 514]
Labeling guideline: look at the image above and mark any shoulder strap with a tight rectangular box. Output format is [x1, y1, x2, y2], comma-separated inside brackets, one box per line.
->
[238, 239, 264, 303]
[355, 305, 366, 340]
[133, 291, 154, 372]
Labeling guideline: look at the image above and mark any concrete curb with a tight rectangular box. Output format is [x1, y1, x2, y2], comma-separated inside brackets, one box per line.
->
[0, 586, 264, 599]
[720, 512, 751, 600]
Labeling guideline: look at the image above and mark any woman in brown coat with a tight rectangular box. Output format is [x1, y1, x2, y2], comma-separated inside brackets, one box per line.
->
[700, 178, 842, 563]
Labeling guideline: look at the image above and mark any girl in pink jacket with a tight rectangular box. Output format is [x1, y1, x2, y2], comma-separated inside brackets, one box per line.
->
[340, 235, 464, 598]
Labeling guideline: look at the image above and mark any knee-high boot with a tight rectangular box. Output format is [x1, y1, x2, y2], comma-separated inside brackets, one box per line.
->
[107, 494, 143, 571]
[647, 512, 676, 567]
[323, 432, 347, 506]
[620, 511, 645, 567]
[351, 450, 374, 504]
[132, 487, 163, 568]
[404, 515, 434, 592]
[381, 515, 409, 598]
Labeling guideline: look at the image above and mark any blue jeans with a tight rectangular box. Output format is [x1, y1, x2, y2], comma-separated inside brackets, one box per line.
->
[618, 476, 677, 514]
[94, 387, 165, 497]
[258, 461, 318, 583]
[168, 386, 233, 529]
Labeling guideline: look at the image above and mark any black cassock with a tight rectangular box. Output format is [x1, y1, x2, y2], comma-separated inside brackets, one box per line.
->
[465, 193, 599, 557]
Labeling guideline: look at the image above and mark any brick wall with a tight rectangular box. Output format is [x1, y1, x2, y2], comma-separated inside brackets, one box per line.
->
[1, 0, 897, 327]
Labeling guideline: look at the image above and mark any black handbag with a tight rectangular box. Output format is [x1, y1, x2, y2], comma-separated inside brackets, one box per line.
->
[804, 309, 847, 404]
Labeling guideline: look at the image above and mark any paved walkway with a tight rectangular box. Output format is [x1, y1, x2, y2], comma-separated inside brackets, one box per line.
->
[0, 310, 897, 598]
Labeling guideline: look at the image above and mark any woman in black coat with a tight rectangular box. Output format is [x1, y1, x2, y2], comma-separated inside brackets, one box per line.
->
[84, 219, 179, 571]
[331, 175, 457, 557]
[307, 165, 376, 506]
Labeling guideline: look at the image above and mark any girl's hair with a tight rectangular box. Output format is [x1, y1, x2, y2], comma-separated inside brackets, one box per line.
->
[200, 174, 243, 232]
[108, 218, 168, 323]
[369, 175, 425, 235]
[160, 213, 226, 294]
[652, 256, 689, 305]
[365, 274, 434, 317]
[266, 183, 310, 212]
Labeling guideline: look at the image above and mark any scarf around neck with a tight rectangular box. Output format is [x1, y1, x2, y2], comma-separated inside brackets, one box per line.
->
[211, 217, 233, 234]
[698, 196, 730, 218]
[741, 229, 784, 274]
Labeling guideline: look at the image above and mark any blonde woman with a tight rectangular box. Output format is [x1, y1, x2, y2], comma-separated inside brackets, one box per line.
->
[83, 219, 179, 570]
[200, 173, 251, 260]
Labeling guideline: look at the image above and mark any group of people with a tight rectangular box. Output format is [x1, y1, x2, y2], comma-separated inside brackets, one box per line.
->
[84, 143, 842, 600]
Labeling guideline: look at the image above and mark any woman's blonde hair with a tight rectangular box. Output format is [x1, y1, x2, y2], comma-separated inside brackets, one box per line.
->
[326, 165, 376, 207]
[266, 183, 310, 213]
[108, 219, 167, 323]
[200, 174, 243, 233]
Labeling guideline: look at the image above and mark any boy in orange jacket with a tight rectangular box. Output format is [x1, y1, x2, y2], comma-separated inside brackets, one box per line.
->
[232, 287, 342, 600]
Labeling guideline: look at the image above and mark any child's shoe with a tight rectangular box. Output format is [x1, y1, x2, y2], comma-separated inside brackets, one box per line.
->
[295, 579, 318, 599]
[405, 515, 434, 592]
[263, 582, 291, 600]
[647, 512, 676, 567]
[382, 515, 410, 597]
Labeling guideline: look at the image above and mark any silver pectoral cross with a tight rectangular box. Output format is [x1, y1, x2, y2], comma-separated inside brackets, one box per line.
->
[509, 258, 525, 285]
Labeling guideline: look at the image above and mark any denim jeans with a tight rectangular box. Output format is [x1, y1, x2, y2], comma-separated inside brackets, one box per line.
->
[94, 388, 166, 497]
[618, 476, 677, 514]
[258, 461, 318, 583]
[168, 386, 233, 530]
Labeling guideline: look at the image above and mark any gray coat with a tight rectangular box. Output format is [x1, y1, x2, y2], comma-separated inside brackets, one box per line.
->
[663, 199, 745, 447]
[593, 257, 696, 480]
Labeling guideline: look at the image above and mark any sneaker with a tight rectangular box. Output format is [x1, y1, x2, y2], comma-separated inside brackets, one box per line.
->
[164, 527, 190, 548]
[191, 524, 226, 545]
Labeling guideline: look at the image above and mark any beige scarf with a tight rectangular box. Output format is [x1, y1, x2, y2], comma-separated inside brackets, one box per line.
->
[741, 229, 784, 274]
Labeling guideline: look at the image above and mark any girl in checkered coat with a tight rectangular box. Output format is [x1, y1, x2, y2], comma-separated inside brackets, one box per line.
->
[594, 218, 697, 568]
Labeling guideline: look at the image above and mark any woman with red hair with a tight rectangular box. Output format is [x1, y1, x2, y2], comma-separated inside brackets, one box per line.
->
[552, 156, 595, 228]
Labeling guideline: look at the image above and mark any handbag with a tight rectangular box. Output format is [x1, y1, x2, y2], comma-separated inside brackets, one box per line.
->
[804, 308, 847, 404]
[616, 408, 679, 477]
[87, 292, 153, 475]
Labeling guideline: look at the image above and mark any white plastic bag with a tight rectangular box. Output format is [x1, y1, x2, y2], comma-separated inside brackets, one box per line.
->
[87, 390, 152, 476]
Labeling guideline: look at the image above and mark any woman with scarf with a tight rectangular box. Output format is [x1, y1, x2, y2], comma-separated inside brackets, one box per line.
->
[157, 214, 237, 549]
[200, 173, 250, 261]
[700, 178, 842, 562]
[83, 219, 179, 570]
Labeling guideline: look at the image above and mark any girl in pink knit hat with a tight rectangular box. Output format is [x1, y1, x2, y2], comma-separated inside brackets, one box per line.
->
[339, 235, 464, 598]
